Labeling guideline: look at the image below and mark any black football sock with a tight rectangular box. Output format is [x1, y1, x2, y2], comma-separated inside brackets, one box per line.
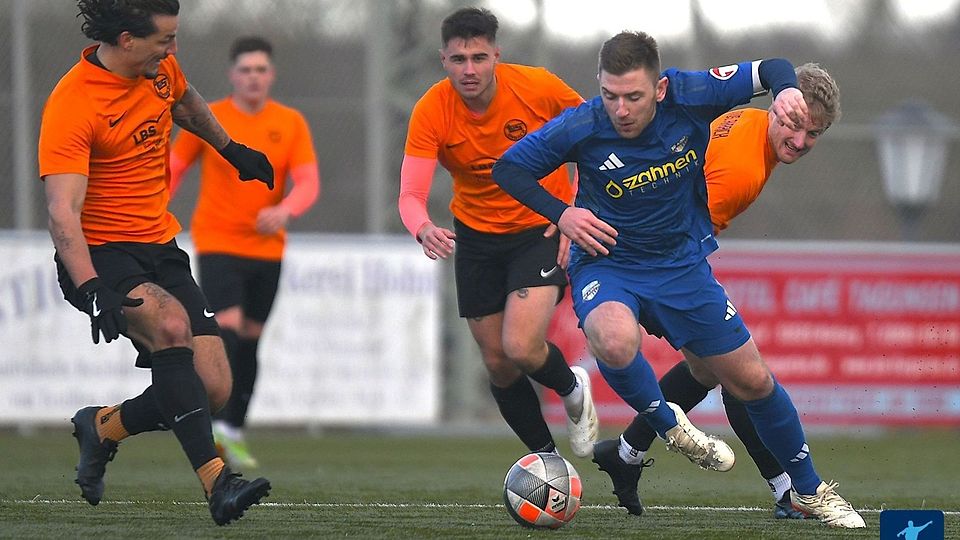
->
[722, 388, 785, 480]
[225, 337, 259, 428]
[119, 386, 168, 435]
[150, 347, 219, 470]
[526, 342, 576, 396]
[490, 377, 556, 453]
[623, 361, 712, 452]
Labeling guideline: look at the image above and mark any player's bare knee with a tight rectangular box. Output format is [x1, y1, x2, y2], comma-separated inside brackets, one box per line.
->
[207, 382, 231, 412]
[500, 337, 542, 370]
[589, 335, 639, 369]
[686, 360, 720, 388]
[152, 314, 193, 349]
[487, 361, 524, 387]
[728, 372, 775, 401]
[585, 321, 638, 368]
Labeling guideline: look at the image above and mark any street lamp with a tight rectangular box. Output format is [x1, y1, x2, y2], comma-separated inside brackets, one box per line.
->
[874, 101, 957, 241]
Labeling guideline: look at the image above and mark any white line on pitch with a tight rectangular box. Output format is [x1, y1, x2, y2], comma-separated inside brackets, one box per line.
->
[6, 499, 959, 515]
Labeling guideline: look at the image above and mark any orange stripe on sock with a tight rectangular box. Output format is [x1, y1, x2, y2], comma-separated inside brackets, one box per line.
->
[95, 405, 129, 443]
[197, 457, 226, 496]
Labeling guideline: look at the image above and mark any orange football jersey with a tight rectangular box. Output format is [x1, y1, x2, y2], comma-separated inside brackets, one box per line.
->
[705, 108, 779, 234]
[170, 98, 316, 260]
[38, 45, 187, 245]
[405, 63, 582, 234]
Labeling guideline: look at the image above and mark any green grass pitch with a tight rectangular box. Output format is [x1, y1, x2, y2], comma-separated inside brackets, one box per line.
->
[1, 428, 957, 538]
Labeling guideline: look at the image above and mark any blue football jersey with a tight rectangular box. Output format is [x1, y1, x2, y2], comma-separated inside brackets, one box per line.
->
[500, 61, 766, 268]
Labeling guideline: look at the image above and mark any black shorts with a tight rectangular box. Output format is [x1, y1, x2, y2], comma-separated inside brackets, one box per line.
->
[453, 219, 567, 318]
[197, 253, 282, 323]
[55, 239, 220, 366]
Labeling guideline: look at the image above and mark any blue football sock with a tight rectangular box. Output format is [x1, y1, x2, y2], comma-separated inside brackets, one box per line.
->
[596, 352, 676, 437]
[742, 381, 821, 494]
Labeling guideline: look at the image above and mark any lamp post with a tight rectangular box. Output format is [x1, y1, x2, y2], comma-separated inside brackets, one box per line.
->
[874, 101, 957, 241]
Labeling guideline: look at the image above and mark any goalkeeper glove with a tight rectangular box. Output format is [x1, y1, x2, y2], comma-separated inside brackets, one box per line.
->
[77, 277, 144, 344]
[218, 140, 275, 190]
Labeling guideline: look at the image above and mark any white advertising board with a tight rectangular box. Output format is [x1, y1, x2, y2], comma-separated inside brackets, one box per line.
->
[0, 232, 440, 426]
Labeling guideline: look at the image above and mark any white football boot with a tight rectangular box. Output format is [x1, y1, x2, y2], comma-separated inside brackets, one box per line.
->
[566, 366, 600, 458]
[662, 402, 735, 472]
[791, 481, 866, 528]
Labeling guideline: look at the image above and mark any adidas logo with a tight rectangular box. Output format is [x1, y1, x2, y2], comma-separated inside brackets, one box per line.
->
[643, 400, 661, 414]
[789, 443, 809, 463]
[598, 152, 625, 171]
[724, 299, 738, 321]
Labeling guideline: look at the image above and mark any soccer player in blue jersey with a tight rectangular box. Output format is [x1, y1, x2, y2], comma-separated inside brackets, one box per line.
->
[612, 63, 843, 521]
[492, 32, 864, 528]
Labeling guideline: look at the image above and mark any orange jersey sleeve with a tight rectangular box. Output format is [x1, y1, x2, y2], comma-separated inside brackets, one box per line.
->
[38, 46, 187, 245]
[404, 63, 583, 234]
[173, 99, 317, 260]
[705, 108, 779, 234]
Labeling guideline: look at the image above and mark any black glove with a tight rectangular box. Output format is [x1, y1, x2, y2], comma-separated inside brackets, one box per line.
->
[77, 278, 144, 344]
[218, 140, 275, 190]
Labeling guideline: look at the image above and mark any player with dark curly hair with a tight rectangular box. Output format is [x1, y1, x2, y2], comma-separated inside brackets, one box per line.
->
[40, 0, 273, 525]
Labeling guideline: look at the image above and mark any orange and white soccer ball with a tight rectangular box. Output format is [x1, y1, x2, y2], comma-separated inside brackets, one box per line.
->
[503, 452, 581, 529]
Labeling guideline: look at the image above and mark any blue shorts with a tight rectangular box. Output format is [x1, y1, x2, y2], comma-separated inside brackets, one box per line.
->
[568, 257, 750, 357]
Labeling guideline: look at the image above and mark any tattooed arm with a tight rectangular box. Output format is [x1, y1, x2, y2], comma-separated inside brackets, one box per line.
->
[171, 84, 230, 150]
[172, 84, 275, 188]
[44, 173, 97, 284]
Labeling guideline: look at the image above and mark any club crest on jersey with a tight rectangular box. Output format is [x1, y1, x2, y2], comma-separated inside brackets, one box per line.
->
[503, 119, 528, 141]
[709, 64, 738, 81]
[153, 74, 171, 98]
[671, 135, 689, 153]
[581, 280, 600, 301]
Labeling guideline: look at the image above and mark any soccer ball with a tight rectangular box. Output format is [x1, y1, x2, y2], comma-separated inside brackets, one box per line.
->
[503, 452, 581, 529]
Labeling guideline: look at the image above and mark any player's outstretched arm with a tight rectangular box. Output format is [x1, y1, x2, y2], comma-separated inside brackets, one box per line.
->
[172, 84, 274, 189]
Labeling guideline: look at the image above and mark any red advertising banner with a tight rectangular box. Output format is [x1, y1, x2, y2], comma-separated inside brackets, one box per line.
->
[545, 242, 960, 428]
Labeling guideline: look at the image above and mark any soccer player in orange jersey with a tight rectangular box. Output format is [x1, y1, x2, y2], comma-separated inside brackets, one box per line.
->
[39, 0, 272, 525]
[398, 7, 599, 458]
[170, 36, 320, 469]
[597, 64, 843, 520]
